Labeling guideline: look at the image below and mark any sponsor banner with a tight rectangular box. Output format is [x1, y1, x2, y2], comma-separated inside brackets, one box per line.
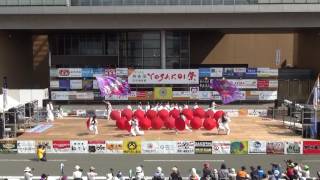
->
[35, 140, 53, 153]
[93, 68, 105, 77]
[106, 141, 123, 154]
[195, 141, 212, 154]
[67, 91, 78, 101]
[212, 141, 231, 154]
[239, 108, 248, 116]
[257, 68, 278, 77]
[154, 87, 173, 100]
[70, 80, 83, 90]
[116, 68, 129, 76]
[105, 94, 129, 101]
[94, 91, 104, 101]
[245, 68, 257, 78]
[210, 68, 223, 77]
[142, 141, 177, 154]
[245, 91, 259, 101]
[128, 69, 199, 84]
[303, 141, 320, 154]
[199, 68, 211, 78]
[59, 80, 70, 90]
[212, 91, 222, 100]
[223, 68, 234, 77]
[105, 69, 116, 77]
[239, 91, 246, 101]
[223, 109, 239, 117]
[83, 80, 93, 90]
[266, 142, 285, 154]
[52, 140, 71, 153]
[177, 141, 195, 154]
[269, 80, 278, 88]
[0, 140, 17, 153]
[142, 141, 159, 154]
[198, 91, 214, 100]
[93, 80, 99, 89]
[51, 91, 70, 101]
[248, 141, 267, 154]
[172, 91, 190, 100]
[258, 91, 277, 101]
[247, 109, 268, 117]
[70, 140, 88, 153]
[50, 68, 59, 77]
[88, 140, 106, 154]
[231, 141, 248, 154]
[190, 87, 199, 100]
[199, 77, 213, 91]
[50, 80, 59, 89]
[123, 140, 141, 154]
[82, 68, 94, 77]
[285, 142, 302, 154]
[17, 140, 36, 154]
[228, 79, 257, 89]
[233, 68, 246, 77]
[76, 92, 94, 100]
[257, 80, 269, 89]
[58, 68, 82, 78]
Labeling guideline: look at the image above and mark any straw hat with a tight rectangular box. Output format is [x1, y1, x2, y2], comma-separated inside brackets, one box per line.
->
[24, 167, 31, 172]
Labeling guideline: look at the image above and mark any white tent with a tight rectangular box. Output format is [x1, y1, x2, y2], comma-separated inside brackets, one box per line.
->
[0, 94, 20, 112]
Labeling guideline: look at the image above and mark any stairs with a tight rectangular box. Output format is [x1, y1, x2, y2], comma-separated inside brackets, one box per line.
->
[32, 35, 49, 70]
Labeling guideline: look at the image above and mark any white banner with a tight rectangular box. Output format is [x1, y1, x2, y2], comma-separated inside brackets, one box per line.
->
[249, 141, 267, 154]
[51, 91, 70, 101]
[128, 69, 199, 84]
[198, 91, 214, 100]
[58, 68, 82, 78]
[257, 68, 278, 77]
[17, 140, 36, 154]
[223, 109, 239, 117]
[116, 68, 128, 76]
[258, 91, 277, 100]
[142, 141, 177, 154]
[70, 80, 83, 90]
[210, 68, 223, 77]
[76, 92, 94, 100]
[269, 80, 278, 88]
[50, 68, 59, 77]
[177, 141, 195, 154]
[247, 109, 268, 117]
[93, 80, 99, 90]
[190, 87, 199, 100]
[50, 81, 59, 89]
[212, 141, 231, 154]
[285, 141, 302, 154]
[106, 141, 123, 154]
[105, 94, 129, 100]
[88, 141, 106, 154]
[228, 79, 257, 89]
[142, 141, 158, 154]
[70, 140, 88, 153]
[173, 91, 190, 98]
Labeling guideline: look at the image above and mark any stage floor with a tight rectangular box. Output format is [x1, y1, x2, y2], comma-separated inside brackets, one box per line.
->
[16, 116, 304, 141]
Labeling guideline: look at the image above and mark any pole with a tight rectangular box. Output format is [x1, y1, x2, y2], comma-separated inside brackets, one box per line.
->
[160, 30, 166, 69]
[2, 76, 8, 139]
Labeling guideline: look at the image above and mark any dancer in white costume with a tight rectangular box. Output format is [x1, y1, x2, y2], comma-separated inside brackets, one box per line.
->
[175, 113, 192, 135]
[89, 115, 99, 135]
[217, 113, 231, 135]
[46, 101, 54, 122]
[105, 101, 112, 120]
[193, 102, 199, 109]
[128, 117, 144, 136]
[137, 102, 143, 110]
[145, 102, 151, 112]
[127, 104, 132, 110]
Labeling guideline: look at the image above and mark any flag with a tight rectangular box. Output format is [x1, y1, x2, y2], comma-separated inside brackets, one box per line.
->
[210, 79, 241, 104]
[96, 76, 130, 97]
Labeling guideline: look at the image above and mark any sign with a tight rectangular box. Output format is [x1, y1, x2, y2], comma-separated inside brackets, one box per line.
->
[59, 80, 70, 90]
[258, 91, 277, 101]
[123, 140, 141, 154]
[231, 141, 248, 154]
[212, 91, 222, 100]
[35, 140, 53, 153]
[177, 141, 195, 154]
[210, 68, 223, 77]
[199, 77, 213, 91]
[50, 80, 59, 89]
[212, 141, 231, 154]
[0, 140, 17, 153]
[58, 68, 82, 77]
[199, 68, 211, 77]
[198, 91, 214, 100]
[223, 109, 239, 117]
[154, 87, 173, 100]
[70, 80, 83, 90]
[266, 142, 285, 154]
[82, 80, 93, 90]
[51, 91, 70, 101]
[50, 68, 59, 77]
[190, 87, 199, 100]
[76, 92, 94, 100]
[257, 80, 269, 89]
[88, 140, 106, 154]
[269, 80, 278, 88]
[195, 141, 212, 154]
[70, 140, 88, 153]
[93, 80, 99, 89]
[82, 68, 94, 77]
[52, 140, 71, 153]
[142, 141, 177, 154]
[17, 140, 36, 154]
[228, 79, 257, 89]
[142, 141, 159, 154]
[223, 68, 234, 77]
[105, 69, 116, 77]
[172, 91, 190, 100]
[245, 68, 257, 78]
[116, 68, 128, 76]
[303, 141, 320, 154]
[248, 141, 266, 154]
[106, 141, 123, 154]
[247, 109, 268, 117]
[105, 94, 129, 101]
[246, 91, 259, 101]
[285, 142, 302, 154]
[93, 68, 105, 77]
[233, 68, 246, 77]
[257, 68, 278, 77]
[128, 69, 199, 84]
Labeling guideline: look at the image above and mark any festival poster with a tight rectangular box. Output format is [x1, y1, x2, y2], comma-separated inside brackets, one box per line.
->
[17, 140, 36, 154]
[88, 140, 106, 154]
[70, 140, 88, 153]
[231, 141, 248, 155]
[0, 140, 17, 153]
[123, 140, 141, 154]
[212, 141, 231, 154]
[35, 140, 53, 153]
[106, 141, 123, 154]
[303, 141, 320, 154]
[154, 87, 173, 100]
[285, 141, 302, 154]
[248, 141, 267, 154]
[52, 140, 71, 153]
[266, 142, 285, 154]
[195, 141, 212, 154]
[177, 141, 195, 154]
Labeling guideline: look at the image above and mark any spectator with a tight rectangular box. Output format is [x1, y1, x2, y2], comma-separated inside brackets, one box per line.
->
[169, 166, 182, 180]
[218, 163, 229, 180]
[24, 167, 33, 180]
[212, 169, 218, 180]
[229, 168, 237, 180]
[87, 166, 98, 180]
[236, 166, 249, 180]
[250, 166, 259, 180]
[106, 173, 115, 180]
[267, 171, 276, 180]
[135, 166, 145, 180]
[37, 145, 47, 162]
[73, 165, 83, 180]
[40, 174, 48, 180]
[189, 168, 200, 180]
[153, 167, 165, 180]
[117, 171, 125, 180]
[300, 165, 310, 180]
[202, 163, 212, 180]
[271, 164, 282, 179]
[257, 166, 265, 179]
[286, 163, 295, 180]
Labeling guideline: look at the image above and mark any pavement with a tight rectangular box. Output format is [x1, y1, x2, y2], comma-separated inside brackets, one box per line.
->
[0, 154, 319, 177]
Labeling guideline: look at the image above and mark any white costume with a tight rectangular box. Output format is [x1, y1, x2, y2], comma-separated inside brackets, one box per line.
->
[127, 105, 132, 110]
[218, 114, 231, 135]
[183, 104, 189, 109]
[87, 167, 98, 180]
[135, 166, 145, 180]
[89, 117, 98, 135]
[106, 102, 112, 120]
[137, 104, 143, 110]
[57, 107, 64, 119]
[145, 104, 151, 112]
[46, 102, 54, 122]
[193, 104, 199, 109]
[129, 118, 144, 136]
[181, 114, 192, 132]
[73, 165, 83, 179]
[24, 167, 33, 180]
[158, 105, 164, 111]
[211, 102, 217, 112]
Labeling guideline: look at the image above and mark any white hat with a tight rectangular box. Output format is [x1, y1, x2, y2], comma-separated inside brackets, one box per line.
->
[172, 167, 178, 172]
[191, 168, 197, 175]
[230, 168, 236, 173]
[24, 167, 31, 172]
[75, 165, 80, 170]
[136, 166, 142, 173]
[157, 167, 162, 173]
[90, 166, 95, 171]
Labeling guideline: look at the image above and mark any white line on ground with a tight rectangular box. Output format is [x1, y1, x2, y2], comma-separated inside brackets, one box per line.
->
[144, 160, 224, 162]
[301, 160, 320, 162]
[0, 159, 67, 162]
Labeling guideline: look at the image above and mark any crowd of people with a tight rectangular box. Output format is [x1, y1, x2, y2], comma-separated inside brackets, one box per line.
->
[23, 161, 320, 180]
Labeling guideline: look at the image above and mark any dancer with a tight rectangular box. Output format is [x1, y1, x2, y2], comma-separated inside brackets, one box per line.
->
[57, 105, 64, 119]
[210, 101, 218, 112]
[193, 102, 199, 109]
[104, 101, 112, 120]
[127, 104, 133, 110]
[176, 112, 192, 135]
[137, 102, 143, 110]
[145, 102, 151, 112]
[128, 117, 144, 136]
[87, 115, 99, 135]
[217, 112, 231, 135]
[46, 101, 54, 123]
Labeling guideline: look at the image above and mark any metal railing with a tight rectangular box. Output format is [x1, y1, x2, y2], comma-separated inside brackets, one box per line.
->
[0, 0, 67, 6]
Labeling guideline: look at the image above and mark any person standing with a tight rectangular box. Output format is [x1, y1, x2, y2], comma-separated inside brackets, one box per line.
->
[73, 165, 83, 180]
[189, 168, 200, 180]
[46, 101, 54, 123]
[89, 115, 98, 135]
[169, 167, 182, 180]
[87, 166, 98, 180]
[202, 163, 212, 180]
[135, 166, 145, 180]
[24, 167, 33, 180]
[218, 163, 229, 180]
[152, 167, 165, 180]
[105, 101, 112, 120]
[145, 102, 151, 112]
[129, 117, 144, 136]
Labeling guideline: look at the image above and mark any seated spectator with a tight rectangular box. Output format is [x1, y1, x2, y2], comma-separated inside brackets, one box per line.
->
[169, 166, 182, 180]
[218, 163, 229, 180]
[257, 166, 265, 179]
[87, 166, 98, 180]
[212, 169, 218, 180]
[250, 166, 259, 180]
[229, 168, 237, 180]
[135, 166, 145, 180]
[189, 168, 200, 180]
[153, 167, 165, 180]
[237, 166, 249, 180]
[73, 165, 83, 180]
[24, 167, 33, 180]
[267, 171, 276, 180]
[202, 163, 212, 180]
[40, 174, 48, 180]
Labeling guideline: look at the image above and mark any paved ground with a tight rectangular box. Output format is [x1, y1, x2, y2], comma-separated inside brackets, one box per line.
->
[0, 154, 319, 177]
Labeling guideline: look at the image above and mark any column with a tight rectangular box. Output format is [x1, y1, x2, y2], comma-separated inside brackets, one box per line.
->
[161, 30, 166, 69]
